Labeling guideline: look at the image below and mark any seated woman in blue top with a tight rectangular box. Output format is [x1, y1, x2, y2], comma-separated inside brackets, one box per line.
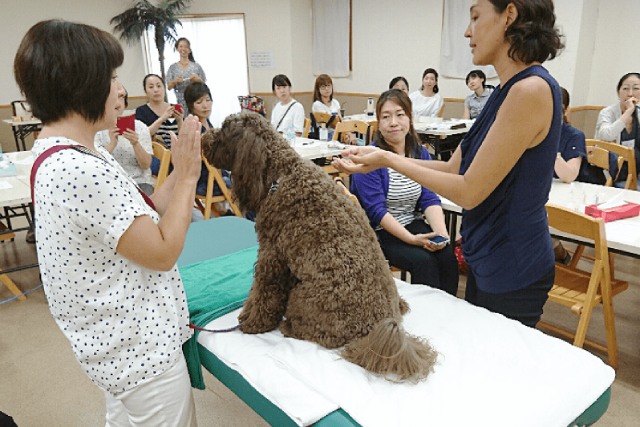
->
[351, 89, 458, 295]
[184, 81, 231, 201]
[335, 0, 564, 328]
[462, 69, 494, 119]
[553, 87, 586, 263]
[555, 87, 586, 183]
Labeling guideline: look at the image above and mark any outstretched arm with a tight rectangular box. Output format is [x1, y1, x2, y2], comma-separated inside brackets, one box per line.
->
[336, 76, 554, 210]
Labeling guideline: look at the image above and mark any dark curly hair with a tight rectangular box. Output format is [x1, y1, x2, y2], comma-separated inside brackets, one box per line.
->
[490, 0, 564, 64]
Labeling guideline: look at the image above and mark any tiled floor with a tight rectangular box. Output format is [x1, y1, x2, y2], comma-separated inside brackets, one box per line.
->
[1, 226, 638, 426]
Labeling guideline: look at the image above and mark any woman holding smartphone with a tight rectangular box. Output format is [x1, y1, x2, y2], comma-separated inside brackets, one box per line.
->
[335, 0, 564, 327]
[351, 89, 458, 295]
[136, 73, 183, 148]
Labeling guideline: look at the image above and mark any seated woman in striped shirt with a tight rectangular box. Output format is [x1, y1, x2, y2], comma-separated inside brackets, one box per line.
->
[351, 89, 459, 295]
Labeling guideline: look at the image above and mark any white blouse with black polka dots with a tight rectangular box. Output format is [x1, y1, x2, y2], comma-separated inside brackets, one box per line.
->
[32, 136, 192, 394]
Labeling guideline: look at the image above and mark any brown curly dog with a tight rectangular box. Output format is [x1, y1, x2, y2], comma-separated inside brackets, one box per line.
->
[202, 112, 437, 382]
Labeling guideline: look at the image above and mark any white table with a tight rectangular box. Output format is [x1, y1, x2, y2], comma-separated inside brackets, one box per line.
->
[0, 151, 35, 299]
[2, 118, 42, 151]
[291, 137, 345, 161]
[439, 179, 640, 258]
[342, 113, 377, 123]
[415, 120, 471, 160]
[0, 151, 33, 206]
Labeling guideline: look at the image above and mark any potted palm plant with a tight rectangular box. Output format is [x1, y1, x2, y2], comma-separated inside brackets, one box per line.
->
[111, 0, 192, 88]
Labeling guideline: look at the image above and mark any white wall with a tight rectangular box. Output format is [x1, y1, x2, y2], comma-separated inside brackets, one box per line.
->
[1, 0, 637, 107]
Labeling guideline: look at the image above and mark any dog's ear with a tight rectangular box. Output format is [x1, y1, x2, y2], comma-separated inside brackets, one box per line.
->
[201, 128, 217, 166]
[231, 116, 270, 212]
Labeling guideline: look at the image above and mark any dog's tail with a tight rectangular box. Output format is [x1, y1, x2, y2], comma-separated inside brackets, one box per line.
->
[341, 318, 437, 383]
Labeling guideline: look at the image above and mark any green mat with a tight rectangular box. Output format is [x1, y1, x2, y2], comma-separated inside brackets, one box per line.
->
[179, 245, 258, 389]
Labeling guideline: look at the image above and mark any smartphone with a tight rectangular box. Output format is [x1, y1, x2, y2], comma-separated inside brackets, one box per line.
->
[428, 235, 449, 246]
[173, 103, 183, 115]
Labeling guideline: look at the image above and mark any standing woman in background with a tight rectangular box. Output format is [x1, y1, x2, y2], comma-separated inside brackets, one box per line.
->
[15, 19, 202, 425]
[463, 69, 494, 119]
[409, 68, 443, 118]
[167, 37, 207, 115]
[335, 0, 564, 328]
[595, 72, 640, 188]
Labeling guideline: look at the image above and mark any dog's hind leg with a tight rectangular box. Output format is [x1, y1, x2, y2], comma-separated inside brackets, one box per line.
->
[239, 248, 297, 334]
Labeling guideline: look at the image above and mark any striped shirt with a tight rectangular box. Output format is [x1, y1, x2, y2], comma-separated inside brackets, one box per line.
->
[378, 168, 422, 230]
[135, 104, 179, 148]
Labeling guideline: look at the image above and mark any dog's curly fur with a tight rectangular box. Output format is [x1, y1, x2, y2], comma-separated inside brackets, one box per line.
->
[202, 112, 437, 382]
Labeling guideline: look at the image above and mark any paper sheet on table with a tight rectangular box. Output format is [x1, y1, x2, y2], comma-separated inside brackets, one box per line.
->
[606, 220, 640, 247]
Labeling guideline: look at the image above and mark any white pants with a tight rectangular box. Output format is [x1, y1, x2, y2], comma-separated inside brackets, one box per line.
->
[105, 353, 197, 427]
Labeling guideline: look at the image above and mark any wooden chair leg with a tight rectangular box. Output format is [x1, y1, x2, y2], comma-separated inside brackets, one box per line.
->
[569, 244, 585, 268]
[572, 265, 602, 348]
[1, 274, 26, 301]
[600, 272, 619, 369]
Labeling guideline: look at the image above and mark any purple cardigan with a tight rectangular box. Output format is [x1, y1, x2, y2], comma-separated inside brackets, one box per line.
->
[351, 145, 441, 227]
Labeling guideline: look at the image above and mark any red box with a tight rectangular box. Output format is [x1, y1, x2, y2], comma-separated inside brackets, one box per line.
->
[116, 114, 135, 135]
[584, 202, 640, 222]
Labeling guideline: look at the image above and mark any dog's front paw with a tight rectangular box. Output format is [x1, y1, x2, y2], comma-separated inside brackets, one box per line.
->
[238, 307, 279, 334]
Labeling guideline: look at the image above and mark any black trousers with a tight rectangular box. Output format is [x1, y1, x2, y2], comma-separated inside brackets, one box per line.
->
[376, 219, 459, 296]
[465, 268, 554, 328]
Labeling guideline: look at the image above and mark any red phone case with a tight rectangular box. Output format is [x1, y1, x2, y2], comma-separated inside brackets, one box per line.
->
[116, 114, 135, 135]
[174, 104, 183, 115]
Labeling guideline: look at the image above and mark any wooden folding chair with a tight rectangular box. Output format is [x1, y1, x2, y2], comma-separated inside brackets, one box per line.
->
[303, 118, 311, 138]
[538, 203, 629, 368]
[332, 120, 370, 142]
[569, 140, 626, 271]
[194, 156, 242, 220]
[586, 139, 637, 190]
[334, 176, 408, 281]
[312, 111, 341, 129]
[151, 139, 171, 191]
[367, 120, 378, 145]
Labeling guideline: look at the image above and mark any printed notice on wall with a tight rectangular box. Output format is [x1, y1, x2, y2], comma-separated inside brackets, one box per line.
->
[249, 51, 273, 68]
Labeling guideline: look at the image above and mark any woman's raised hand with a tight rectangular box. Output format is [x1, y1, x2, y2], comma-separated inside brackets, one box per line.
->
[332, 145, 391, 174]
[170, 115, 201, 182]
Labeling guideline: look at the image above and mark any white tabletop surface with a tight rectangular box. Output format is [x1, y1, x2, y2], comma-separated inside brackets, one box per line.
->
[0, 151, 34, 206]
[342, 114, 377, 123]
[439, 179, 640, 257]
[2, 118, 42, 126]
[414, 119, 472, 136]
[291, 137, 345, 161]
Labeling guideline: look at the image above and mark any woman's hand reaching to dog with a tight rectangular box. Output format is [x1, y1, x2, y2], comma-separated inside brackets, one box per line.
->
[333, 146, 395, 174]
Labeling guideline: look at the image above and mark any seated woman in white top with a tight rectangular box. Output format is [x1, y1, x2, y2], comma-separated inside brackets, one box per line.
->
[270, 74, 305, 136]
[409, 68, 443, 118]
[595, 72, 640, 188]
[463, 69, 494, 119]
[95, 83, 154, 194]
[311, 74, 341, 115]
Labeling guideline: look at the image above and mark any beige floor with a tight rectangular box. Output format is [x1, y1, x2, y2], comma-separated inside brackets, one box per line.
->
[1, 226, 639, 426]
